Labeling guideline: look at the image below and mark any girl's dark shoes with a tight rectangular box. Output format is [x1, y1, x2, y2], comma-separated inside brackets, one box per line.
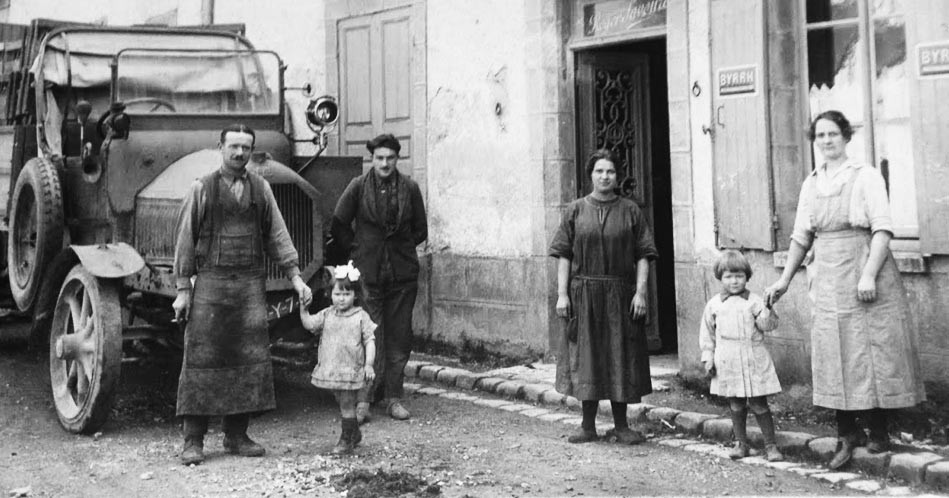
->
[729, 442, 750, 459]
[567, 428, 598, 443]
[332, 418, 360, 455]
[764, 443, 784, 462]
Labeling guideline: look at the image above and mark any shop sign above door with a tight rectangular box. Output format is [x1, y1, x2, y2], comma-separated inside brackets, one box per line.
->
[717, 65, 757, 97]
[580, 0, 667, 37]
[917, 40, 949, 78]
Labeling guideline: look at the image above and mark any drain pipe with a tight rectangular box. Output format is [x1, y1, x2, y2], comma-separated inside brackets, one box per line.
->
[201, 0, 215, 25]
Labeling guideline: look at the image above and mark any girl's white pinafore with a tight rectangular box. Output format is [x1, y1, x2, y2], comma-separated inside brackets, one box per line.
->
[308, 306, 376, 391]
[700, 292, 782, 398]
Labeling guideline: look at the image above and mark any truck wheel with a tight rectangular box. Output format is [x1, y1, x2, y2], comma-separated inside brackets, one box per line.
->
[49, 266, 121, 434]
[8, 157, 64, 312]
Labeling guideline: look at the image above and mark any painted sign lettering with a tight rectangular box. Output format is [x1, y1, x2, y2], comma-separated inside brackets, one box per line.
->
[918, 40, 949, 78]
[267, 295, 297, 321]
[581, 0, 667, 37]
[718, 65, 757, 97]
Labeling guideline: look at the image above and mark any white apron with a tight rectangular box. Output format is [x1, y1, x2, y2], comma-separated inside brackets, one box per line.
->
[807, 168, 925, 410]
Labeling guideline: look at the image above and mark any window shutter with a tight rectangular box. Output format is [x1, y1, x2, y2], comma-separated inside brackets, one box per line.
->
[710, 0, 774, 250]
[908, 3, 949, 254]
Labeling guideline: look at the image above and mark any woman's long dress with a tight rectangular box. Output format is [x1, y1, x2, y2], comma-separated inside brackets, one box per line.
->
[550, 196, 658, 402]
[791, 161, 925, 410]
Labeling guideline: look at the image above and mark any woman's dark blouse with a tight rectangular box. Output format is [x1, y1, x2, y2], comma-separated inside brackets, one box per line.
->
[550, 196, 658, 277]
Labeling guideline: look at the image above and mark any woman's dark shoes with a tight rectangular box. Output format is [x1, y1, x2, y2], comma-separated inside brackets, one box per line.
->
[729, 442, 750, 460]
[567, 428, 598, 443]
[829, 437, 856, 469]
[606, 427, 645, 445]
[223, 434, 266, 457]
[866, 436, 891, 454]
[180, 436, 205, 465]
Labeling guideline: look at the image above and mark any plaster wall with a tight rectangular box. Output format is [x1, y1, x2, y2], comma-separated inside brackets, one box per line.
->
[426, 0, 533, 257]
[422, 0, 550, 356]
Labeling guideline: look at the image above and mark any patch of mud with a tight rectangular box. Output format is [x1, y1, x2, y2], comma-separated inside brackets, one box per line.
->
[332, 468, 441, 498]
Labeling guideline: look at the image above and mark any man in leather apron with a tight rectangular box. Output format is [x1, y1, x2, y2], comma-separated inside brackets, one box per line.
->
[331, 134, 427, 423]
[172, 124, 312, 465]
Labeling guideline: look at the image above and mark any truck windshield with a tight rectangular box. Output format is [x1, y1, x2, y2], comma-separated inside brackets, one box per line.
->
[115, 49, 280, 115]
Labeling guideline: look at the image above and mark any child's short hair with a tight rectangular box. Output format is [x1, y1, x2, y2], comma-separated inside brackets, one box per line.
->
[713, 250, 753, 280]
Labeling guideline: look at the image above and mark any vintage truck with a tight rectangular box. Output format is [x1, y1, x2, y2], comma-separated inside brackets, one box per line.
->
[0, 19, 356, 434]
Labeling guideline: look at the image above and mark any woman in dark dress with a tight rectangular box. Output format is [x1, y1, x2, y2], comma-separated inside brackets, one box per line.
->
[550, 149, 658, 444]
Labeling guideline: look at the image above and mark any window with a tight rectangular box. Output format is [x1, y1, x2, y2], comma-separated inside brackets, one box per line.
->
[804, 0, 916, 239]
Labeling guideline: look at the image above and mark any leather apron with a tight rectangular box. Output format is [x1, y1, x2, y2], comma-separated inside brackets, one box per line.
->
[808, 168, 925, 410]
[176, 171, 276, 416]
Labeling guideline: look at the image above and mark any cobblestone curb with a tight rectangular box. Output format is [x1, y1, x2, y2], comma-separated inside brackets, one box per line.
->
[403, 360, 949, 493]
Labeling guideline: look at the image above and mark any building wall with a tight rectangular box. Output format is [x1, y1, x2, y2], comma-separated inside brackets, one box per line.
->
[423, 0, 557, 356]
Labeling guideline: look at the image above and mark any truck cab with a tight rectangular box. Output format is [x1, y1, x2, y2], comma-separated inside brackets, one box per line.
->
[0, 19, 347, 434]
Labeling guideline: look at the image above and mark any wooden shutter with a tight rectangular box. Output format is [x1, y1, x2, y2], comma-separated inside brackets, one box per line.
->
[710, 0, 774, 250]
[338, 7, 414, 176]
[908, 3, 949, 254]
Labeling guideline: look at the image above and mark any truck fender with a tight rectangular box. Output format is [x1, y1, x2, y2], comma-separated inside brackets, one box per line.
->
[70, 242, 146, 278]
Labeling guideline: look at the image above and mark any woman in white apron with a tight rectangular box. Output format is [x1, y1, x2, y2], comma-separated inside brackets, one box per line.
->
[764, 110, 925, 470]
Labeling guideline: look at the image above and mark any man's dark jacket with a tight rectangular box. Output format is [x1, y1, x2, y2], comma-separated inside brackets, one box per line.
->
[331, 169, 427, 284]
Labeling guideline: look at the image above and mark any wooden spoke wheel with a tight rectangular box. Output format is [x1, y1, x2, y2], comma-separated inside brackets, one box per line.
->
[49, 266, 122, 434]
[7, 157, 63, 312]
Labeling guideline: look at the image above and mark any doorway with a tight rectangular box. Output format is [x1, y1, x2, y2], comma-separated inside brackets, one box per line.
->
[575, 38, 677, 353]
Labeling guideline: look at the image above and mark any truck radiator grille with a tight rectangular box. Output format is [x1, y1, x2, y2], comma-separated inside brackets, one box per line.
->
[268, 183, 317, 281]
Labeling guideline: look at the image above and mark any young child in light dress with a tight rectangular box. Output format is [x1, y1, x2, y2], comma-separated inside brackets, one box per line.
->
[699, 250, 784, 461]
[300, 261, 376, 455]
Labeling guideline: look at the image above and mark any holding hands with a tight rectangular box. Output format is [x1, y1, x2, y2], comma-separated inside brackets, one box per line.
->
[763, 278, 789, 308]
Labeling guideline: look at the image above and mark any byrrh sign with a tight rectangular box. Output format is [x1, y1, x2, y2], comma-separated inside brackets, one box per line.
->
[718, 65, 757, 97]
[918, 40, 949, 78]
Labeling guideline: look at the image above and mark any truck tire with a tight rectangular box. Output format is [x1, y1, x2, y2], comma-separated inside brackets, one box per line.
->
[49, 265, 122, 434]
[7, 157, 64, 312]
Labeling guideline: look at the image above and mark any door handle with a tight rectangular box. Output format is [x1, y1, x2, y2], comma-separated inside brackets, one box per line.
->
[716, 105, 725, 127]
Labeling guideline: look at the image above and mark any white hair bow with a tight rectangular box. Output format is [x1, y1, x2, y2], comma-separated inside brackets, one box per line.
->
[333, 260, 361, 282]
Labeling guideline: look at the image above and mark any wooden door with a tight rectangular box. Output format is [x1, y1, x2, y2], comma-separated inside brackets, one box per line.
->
[709, 0, 774, 250]
[576, 50, 661, 351]
[338, 7, 414, 176]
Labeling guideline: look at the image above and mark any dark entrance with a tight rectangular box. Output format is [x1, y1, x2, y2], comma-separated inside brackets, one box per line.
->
[575, 38, 676, 352]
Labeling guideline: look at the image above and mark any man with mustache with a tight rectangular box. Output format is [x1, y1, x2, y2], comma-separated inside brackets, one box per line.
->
[172, 124, 313, 465]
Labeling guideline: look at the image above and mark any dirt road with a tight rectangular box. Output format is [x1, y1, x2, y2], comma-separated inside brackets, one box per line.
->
[0, 319, 866, 497]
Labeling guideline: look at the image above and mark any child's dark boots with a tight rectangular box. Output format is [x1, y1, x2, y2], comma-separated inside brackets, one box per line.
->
[332, 418, 358, 455]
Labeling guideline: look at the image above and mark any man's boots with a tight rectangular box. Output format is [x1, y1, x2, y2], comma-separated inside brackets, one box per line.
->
[222, 414, 266, 457]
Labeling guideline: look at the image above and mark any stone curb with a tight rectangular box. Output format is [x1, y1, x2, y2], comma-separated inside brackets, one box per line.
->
[402, 360, 949, 492]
